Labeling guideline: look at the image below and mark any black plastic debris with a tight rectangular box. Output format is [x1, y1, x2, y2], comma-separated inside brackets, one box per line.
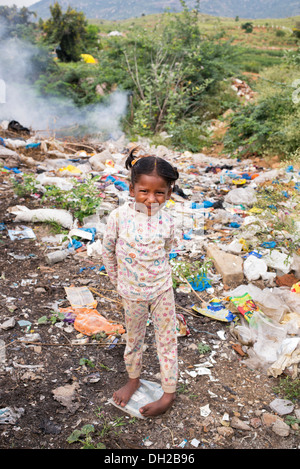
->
[8, 120, 30, 135]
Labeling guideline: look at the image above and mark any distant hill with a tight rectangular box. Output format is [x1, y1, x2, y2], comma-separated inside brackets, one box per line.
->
[29, 0, 300, 21]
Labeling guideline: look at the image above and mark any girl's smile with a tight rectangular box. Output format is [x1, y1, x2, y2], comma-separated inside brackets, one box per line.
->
[129, 173, 172, 216]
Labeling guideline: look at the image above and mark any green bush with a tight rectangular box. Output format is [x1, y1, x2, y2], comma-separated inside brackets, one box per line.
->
[223, 87, 300, 159]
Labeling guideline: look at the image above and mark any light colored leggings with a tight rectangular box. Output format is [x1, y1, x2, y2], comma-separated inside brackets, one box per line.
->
[122, 287, 178, 393]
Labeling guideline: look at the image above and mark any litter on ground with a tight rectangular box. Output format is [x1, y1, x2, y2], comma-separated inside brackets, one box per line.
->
[0, 120, 299, 449]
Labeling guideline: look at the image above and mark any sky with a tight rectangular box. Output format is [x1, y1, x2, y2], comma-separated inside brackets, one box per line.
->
[0, 0, 36, 7]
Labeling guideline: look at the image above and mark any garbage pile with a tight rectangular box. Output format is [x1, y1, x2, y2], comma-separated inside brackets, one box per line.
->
[1, 120, 300, 381]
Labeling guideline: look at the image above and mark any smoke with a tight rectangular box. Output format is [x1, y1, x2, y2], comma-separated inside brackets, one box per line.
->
[0, 24, 128, 139]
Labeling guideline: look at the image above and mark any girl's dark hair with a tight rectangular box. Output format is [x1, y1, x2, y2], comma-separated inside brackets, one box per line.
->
[125, 148, 179, 187]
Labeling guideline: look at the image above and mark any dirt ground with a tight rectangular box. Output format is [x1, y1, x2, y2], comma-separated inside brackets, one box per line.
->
[0, 168, 299, 452]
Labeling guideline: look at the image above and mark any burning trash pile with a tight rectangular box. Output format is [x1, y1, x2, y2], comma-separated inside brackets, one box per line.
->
[1, 119, 300, 381]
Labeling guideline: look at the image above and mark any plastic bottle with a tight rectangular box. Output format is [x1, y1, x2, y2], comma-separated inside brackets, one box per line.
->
[45, 250, 69, 265]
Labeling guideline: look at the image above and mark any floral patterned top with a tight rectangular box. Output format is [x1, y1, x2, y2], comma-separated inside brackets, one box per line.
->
[102, 202, 174, 301]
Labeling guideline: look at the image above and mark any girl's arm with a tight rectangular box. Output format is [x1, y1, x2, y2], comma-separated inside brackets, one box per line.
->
[102, 211, 118, 286]
[164, 217, 175, 255]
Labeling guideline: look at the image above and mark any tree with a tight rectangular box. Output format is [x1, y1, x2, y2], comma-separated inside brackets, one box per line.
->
[42, 2, 88, 62]
[241, 22, 253, 33]
[122, 0, 236, 137]
[0, 5, 37, 40]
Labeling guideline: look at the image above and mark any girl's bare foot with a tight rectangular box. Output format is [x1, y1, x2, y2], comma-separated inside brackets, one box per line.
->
[113, 378, 140, 407]
[139, 392, 175, 417]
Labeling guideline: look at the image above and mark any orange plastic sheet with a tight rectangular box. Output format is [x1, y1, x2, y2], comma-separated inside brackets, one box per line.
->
[60, 306, 125, 336]
[62, 286, 125, 336]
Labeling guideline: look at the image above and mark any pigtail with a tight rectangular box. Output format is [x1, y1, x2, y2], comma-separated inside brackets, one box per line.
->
[171, 166, 179, 182]
[156, 160, 179, 187]
[125, 145, 141, 170]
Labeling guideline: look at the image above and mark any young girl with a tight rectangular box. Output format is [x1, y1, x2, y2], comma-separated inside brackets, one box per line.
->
[102, 149, 179, 417]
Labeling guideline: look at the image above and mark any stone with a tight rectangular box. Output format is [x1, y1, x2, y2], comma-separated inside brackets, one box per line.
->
[270, 398, 294, 416]
[52, 382, 80, 412]
[206, 244, 244, 285]
[231, 416, 251, 431]
[0, 317, 16, 330]
[272, 419, 290, 437]
[261, 412, 277, 427]
[250, 417, 261, 428]
[217, 426, 234, 438]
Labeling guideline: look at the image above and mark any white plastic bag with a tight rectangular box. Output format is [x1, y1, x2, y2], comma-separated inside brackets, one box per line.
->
[224, 187, 257, 206]
[263, 249, 292, 274]
[9, 206, 73, 229]
[249, 311, 287, 364]
[244, 255, 268, 281]
[36, 173, 74, 191]
[267, 338, 300, 378]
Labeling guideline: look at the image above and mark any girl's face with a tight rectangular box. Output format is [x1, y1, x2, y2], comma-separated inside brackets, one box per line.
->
[129, 173, 172, 216]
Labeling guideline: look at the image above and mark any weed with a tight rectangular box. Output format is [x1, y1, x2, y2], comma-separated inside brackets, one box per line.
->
[42, 175, 103, 223]
[171, 258, 213, 289]
[67, 424, 106, 449]
[66, 408, 136, 448]
[11, 173, 39, 198]
[98, 362, 112, 371]
[285, 415, 300, 428]
[37, 311, 65, 325]
[197, 342, 211, 354]
[177, 383, 190, 394]
[44, 220, 68, 235]
[273, 376, 300, 403]
[95, 406, 136, 438]
[79, 358, 95, 368]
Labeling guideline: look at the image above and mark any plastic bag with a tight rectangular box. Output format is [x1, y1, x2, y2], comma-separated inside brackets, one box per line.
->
[228, 284, 288, 323]
[0, 407, 25, 424]
[74, 309, 125, 336]
[176, 314, 190, 336]
[244, 255, 268, 281]
[108, 379, 164, 419]
[8, 225, 36, 240]
[36, 173, 74, 191]
[267, 338, 300, 378]
[263, 249, 292, 274]
[87, 239, 103, 257]
[9, 205, 73, 229]
[291, 281, 300, 293]
[192, 298, 236, 322]
[249, 311, 287, 363]
[224, 187, 257, 206]
[229, 292, 262, 322]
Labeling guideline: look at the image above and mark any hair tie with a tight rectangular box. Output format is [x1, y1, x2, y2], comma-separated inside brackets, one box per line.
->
[131, 154, 154, 167]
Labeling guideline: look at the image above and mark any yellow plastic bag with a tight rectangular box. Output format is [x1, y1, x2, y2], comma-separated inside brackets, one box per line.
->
[291, 281, 300, 293]
[58, 165, 82, 175]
